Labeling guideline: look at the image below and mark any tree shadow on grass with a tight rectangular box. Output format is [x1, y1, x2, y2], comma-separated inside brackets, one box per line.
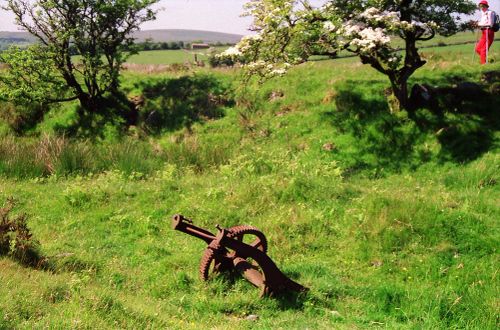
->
[133, 74, 234, 134]
[325, 79, 424, 173]
[323, 72, 499, 173]
[409, 71, 499, 162]
[53, 74, 234, 138]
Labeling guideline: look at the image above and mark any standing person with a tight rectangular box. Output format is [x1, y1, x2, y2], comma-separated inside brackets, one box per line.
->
[475, 0, 495, 64]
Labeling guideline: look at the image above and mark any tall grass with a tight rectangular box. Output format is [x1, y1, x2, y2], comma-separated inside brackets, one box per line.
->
[0, 134, 235, 178]
[0, 136, 47, 177]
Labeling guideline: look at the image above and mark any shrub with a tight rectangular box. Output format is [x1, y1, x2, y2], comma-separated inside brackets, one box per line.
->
[208, 53, 237, 68]
[0, 101, 48, 134]
[0, 198, 47, 268]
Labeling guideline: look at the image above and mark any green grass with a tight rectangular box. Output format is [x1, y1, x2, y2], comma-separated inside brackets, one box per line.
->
[72, 47, 225, 68]
[126, 47, 226, 65]
[0, 154, 498, 328]
[417, 31, 500, 47]
[0, 41, 499, 329]
[127, 49, 197, 65]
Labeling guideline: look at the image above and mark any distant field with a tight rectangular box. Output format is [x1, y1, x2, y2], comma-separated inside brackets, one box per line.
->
[127, 32, 499, 65]
[126, 47, 227, 65]
[418, 31, 481, 46]
[2, 30, 496, 65]
[126, 49, 198, 65]
[74, 47, 222, 66]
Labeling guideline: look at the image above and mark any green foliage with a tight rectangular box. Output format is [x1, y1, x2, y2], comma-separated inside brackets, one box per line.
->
[331, 0, 476, 36]
[0, 45, 68, 105]
[239, 0, 477, 108]
[133, 40, 186, 51]
[2, 0, 159, 125]
[0, 45, 66, 133]
[208, 52, 237, 68]
[0, 101, 48, 134]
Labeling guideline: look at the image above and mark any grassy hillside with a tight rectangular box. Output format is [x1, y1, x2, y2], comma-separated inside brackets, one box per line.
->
[0, 31, 37, 42]
[0, 41, 499, 329]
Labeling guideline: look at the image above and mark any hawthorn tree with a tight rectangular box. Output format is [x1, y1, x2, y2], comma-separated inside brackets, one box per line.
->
[236, 0, 476, 110]
[0, 0, 158, 123]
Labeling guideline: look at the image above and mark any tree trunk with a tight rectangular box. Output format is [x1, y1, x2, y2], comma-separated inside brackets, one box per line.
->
[387, 73, 410, 113]
[76, 93, 102, 119]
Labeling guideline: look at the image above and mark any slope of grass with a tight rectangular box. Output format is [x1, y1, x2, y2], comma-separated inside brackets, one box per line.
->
[126, 49, 204, 65]
[124, 47, 227, 65]
[0, 154, 497, 328]
[0, 42, 499, 329]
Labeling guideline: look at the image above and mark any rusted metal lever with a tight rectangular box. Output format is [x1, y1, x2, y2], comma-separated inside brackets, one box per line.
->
[172, 214, 308, 297]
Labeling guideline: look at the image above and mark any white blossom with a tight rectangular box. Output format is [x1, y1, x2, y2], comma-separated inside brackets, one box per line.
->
[271, 68, 287, 75]
[358, 27, 390, 45]
[360, 7, 380, 19]
[323, 21, 336, 32]
[218, 46, 242, 57]
[343, 22, 364, 36]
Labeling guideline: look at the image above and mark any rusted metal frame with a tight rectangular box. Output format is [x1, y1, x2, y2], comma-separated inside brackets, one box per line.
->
[171, 214, 308, 297]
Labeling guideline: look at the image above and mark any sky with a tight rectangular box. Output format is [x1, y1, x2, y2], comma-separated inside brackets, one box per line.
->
[0, 0, 499, 35]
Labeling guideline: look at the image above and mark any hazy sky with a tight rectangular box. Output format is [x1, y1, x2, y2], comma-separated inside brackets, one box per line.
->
[0, 0, 498, 35]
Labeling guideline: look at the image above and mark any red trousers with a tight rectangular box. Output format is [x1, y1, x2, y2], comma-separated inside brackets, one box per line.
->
[475, 29, 495, 64]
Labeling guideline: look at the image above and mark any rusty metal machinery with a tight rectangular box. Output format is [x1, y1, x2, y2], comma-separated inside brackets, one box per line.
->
[172, 214, 308, 297]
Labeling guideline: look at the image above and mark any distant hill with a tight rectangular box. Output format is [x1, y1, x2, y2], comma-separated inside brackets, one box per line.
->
[133, 29, 243, 44]
[0, 31, 37, 42]
[0, 29, 243, 46]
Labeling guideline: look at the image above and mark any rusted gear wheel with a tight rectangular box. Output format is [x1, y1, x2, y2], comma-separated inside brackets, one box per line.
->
[227, 225, 268, 253]
[199, 225, 268, 281]
[199, 247, 224, 281]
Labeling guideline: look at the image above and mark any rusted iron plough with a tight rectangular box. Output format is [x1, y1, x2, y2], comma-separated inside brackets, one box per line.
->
[172, 214, 308, 297]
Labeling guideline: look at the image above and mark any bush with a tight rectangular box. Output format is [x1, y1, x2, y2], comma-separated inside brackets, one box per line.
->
[0, 198, 47, 268]
[208, 53, 237, 68]
[0, 101, 48, 135]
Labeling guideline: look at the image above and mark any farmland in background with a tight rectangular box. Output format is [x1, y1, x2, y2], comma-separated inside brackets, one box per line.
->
[123, 32, 499, 66]
[126, 47, 226, 65]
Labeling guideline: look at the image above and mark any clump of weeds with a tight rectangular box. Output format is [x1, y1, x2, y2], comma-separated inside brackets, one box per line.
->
[0, 197, 48, 268]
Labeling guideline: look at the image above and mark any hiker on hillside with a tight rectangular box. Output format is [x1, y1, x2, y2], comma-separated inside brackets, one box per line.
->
[475, 0, 496, 64]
